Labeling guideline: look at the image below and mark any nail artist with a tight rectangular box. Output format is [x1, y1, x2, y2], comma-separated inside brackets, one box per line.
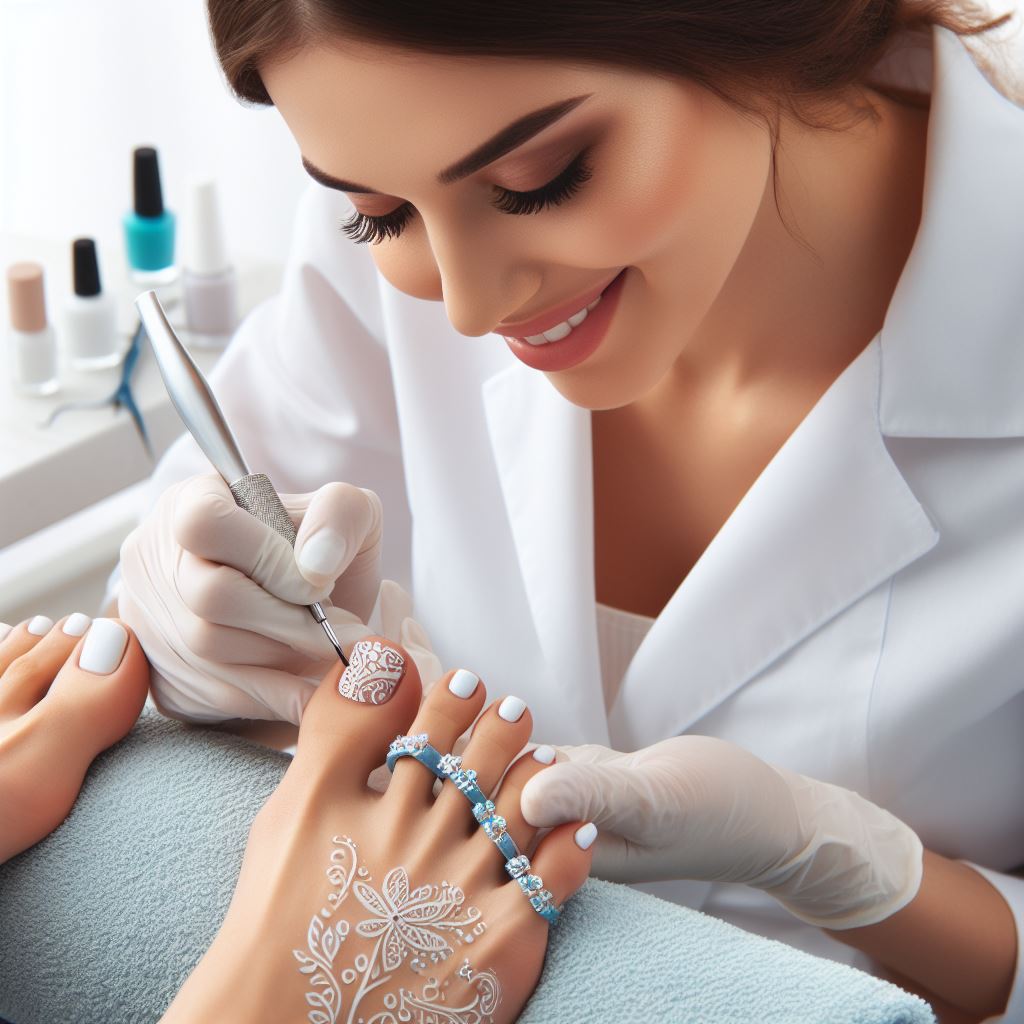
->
[59, 0, 1024, 1020]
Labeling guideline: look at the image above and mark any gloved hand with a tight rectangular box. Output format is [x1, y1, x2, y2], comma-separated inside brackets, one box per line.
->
[520, 735, 923, 930]
[118, 472, 399, 724]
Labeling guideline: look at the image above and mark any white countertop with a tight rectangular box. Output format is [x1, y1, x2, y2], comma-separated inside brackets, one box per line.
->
[0, 234, 282, 547]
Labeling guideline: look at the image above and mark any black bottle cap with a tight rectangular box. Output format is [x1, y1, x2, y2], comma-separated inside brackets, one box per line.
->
[133, 146, 165, 218]
[72, 237, 102, 297]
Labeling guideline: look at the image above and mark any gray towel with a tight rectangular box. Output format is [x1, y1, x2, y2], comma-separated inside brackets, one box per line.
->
[0, 708, 935, 1023]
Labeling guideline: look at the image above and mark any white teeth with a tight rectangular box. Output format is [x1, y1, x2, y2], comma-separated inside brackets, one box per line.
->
[542, 321, 572, 342]
[514, 290, 604, 346]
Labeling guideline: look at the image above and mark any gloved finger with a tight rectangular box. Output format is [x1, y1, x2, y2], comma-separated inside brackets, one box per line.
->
[292, 483, 383, 590]
[175, 549, 369, 661]
[400, 616, 444, 694]
[519, 757, 649, 836]
[373, 579, 445, 693]
[551, 743, 625, 766]
[172, 474, 329, 606]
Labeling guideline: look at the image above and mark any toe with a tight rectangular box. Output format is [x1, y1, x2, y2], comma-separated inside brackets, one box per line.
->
[504, 819, 596, 934]
[0, 618, 150, 863]
[488, 744, 559, 856]
[385, 668, 487, 810]
[0, 614, 56, 674]
[0, 614, 93, 719]
[43, 617, 150, 751]
[430, 695, 534, 840]
[294, 636, 422, 794]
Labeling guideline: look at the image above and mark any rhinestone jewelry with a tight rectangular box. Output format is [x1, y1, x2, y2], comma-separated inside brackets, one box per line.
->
[382, 732, 562, 925]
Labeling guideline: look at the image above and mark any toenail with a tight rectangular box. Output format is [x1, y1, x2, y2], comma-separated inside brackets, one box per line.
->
[338, 639, 405, 704]
[448, 669, 479, 699]
[498, 696, 527, 723]
[0, 622, 11, 643]
[533, 744, 556, 765]
[27, 615, 54, 636]
[575, 822, 599, 850]
[63, 613, 92, 637]
[78, 619, 128, 674]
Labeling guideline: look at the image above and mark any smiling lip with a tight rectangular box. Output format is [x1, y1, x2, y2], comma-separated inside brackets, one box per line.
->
[497, 269, 624, 339]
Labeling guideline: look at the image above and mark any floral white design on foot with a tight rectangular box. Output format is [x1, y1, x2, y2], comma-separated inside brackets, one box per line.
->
[293, 836, 502, 1024]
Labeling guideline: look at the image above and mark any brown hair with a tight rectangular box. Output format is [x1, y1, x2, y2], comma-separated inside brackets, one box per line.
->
[206, 0, 1018, 238]
[207, 1, 1018, 118]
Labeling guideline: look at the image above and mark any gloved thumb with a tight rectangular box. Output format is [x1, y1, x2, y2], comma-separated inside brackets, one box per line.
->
[521, 753, 641, 834]
[292, 483, 383, 590]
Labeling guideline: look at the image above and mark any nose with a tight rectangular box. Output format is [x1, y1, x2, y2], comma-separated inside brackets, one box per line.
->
[426, 217, 537, 339]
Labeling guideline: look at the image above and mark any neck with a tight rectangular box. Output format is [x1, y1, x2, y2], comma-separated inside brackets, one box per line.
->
[648, 87, 931, 415]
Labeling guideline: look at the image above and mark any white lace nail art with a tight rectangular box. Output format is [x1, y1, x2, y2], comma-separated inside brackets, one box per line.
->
[337, 640, 406, 705]
[294, 836, 503, 1024]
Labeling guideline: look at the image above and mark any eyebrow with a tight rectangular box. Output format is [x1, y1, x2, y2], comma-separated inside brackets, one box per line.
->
[301, 93, 593, 195]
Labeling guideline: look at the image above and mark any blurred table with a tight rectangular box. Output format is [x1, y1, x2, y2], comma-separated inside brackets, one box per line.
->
[0, 234, 282, 547]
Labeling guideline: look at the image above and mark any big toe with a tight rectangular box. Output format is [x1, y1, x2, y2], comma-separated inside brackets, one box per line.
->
[295, 636, 422, 794]
[0, 618, 149, 863]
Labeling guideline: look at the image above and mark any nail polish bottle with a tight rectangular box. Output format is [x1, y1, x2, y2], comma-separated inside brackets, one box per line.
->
[5, 261, 59, 396]
[182, 179, 238, 348]
[123, 146, 178, 289]
[63, 238, 121, 370]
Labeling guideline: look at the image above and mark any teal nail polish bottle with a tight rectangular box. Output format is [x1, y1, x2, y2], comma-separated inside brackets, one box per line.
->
[123, 146, 177, 284]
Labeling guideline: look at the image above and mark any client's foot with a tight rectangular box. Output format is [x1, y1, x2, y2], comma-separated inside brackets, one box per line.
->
[0, 615, 149, 863]
[163, 637, 595, 1024]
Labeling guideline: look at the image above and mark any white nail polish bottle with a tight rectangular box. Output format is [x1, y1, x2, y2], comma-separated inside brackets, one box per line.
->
[64, 238, 121, 370]
[182, 179, 238, 349]
[6, 261, 59, 396]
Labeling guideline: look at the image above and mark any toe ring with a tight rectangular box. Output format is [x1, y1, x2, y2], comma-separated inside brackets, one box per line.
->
[385, 734, 562, 925]
[505, 853, 563, 925]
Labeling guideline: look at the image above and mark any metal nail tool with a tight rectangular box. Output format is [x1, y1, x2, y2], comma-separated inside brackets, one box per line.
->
[134, 289, 349, 667]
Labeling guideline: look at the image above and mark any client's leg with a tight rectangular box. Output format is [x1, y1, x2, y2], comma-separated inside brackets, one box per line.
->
[0, 615, 148, 863]
[163, 637, 594, 1024]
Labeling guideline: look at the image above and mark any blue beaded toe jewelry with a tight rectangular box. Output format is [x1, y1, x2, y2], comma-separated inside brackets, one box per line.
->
[385, 733, 562, 926]
[505, 853, 562, 925]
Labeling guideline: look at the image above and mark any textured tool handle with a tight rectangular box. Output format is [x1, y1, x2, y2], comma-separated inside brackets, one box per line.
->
[229, 472, 297, 547]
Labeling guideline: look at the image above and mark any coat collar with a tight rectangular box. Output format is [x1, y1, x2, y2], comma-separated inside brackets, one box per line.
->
[876, 26, 1024, 438]
[478, 24, 1019, 748]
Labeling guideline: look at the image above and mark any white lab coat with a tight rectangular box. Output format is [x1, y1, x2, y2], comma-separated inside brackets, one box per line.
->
[117, 24, 1024, 1016]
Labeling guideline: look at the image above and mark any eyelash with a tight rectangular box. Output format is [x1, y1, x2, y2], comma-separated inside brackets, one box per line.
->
[338, 148, 594, 245]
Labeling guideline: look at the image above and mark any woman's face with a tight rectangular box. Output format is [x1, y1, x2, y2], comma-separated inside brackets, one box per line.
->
[262, 39, 773, 410]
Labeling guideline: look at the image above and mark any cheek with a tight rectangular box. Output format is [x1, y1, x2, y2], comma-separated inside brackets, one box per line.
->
[598, 104, 770, 271]
[370, 230, 443, 301]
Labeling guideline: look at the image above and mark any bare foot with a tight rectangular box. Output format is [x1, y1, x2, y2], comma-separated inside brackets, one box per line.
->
[163, 637, 595, 1023]
[0, 615, 149, 863]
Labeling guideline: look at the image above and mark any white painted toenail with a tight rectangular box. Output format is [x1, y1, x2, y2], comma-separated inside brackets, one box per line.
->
[448, 669, 479, 699]
[0, 622, 11, 643]
[79, 618, 128, 674]
[498, 696, 527, 723]
[575, 822, 599, 850]
[63, 613, 92, 637]
[27, 615, 53, 636]
[533, 744, 556, 764]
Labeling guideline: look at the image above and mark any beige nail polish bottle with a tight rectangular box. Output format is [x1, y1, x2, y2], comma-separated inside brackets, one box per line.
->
[5, 261, 59, 396]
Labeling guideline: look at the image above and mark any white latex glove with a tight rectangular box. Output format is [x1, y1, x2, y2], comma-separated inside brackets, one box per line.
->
[370, 578, 444, 694]
[118, 472, 388, 725]
[520, 736, 924, 930]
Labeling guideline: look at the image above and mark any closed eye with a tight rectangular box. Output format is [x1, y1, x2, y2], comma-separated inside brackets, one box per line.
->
[338, 148, 594, 245]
